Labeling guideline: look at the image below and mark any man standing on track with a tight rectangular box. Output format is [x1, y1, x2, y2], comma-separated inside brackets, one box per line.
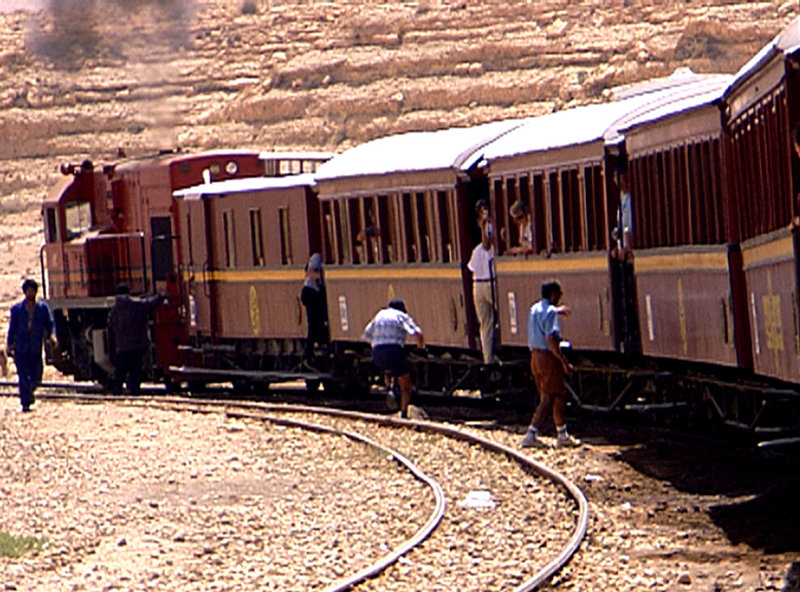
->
[521, 280, 581, 449]
[363, 298, 425, 419]
[7, 279, 57, 413]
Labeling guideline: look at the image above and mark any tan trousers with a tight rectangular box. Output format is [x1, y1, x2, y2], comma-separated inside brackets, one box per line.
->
[473, 281, 495, 363]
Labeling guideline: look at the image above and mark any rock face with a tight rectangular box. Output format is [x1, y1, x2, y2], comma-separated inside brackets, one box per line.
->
[0, 0, 797, 309]
[0, 0, 797, 160]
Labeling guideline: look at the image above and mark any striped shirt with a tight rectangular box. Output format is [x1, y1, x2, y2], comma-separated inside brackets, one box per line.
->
[363, 308, 422, 347]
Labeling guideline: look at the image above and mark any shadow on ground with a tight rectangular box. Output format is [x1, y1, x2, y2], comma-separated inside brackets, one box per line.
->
[573, 416, 800, 554]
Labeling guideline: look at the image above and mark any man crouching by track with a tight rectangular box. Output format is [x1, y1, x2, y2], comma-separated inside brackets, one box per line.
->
[521, 280, 581, 449]
[363, 299, 425, 419]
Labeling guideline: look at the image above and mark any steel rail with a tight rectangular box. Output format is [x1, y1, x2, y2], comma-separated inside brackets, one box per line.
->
[26, 391, 589, 591]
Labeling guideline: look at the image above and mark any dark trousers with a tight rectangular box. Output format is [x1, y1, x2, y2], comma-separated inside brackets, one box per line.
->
[113, 347, 146, 395]
[15, 352, 43, 410]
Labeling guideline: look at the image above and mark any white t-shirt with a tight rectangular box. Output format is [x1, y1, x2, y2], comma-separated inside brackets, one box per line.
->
[468, 244, 495, 281]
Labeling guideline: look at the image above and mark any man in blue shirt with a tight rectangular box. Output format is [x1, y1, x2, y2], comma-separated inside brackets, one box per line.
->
[7, 279, 57, 412]
[522, 280, 581, 449]
[363, 299, 425, 419]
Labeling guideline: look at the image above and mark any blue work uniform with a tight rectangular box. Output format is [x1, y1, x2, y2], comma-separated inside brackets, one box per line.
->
[7, 299, 55, 410]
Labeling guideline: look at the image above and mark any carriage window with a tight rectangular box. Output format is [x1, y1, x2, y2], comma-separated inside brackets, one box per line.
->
[562, 169, 582, 252]
[249, 209, 264, 266]
[376, 196, 392, 263]
[322, 201, 338, 264]
[435, 191, 453, 262]
[45, 208, 59, 243]
[336, 201, 352, 264]
[357, 197, 381, 264]
[548, 172, 562, 253]
[532, 174, 547, 255]
[65, 201, 91, 239]
[413, 192, 431, 262]
[279, 160, 301, 175]
[584, 165, 604, 251]
[400, 193, 415, 262]
[519, 175, 530, 214]
[345, 199, 361, 264]
[222, 210, 235, 267]
[279, 207, 292, 265]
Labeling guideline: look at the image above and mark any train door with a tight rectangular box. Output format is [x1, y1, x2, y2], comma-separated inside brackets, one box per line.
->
[150, 216, 174, 287]
[608, 157, 642, 354]
[460, 175, 497, 355]
[179, 197, 214, 340]
[150, 215, 185, 374]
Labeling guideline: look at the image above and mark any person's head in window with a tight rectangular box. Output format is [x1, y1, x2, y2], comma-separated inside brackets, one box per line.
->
[510, 200, 530, 224]
[475, 199, 494, 244]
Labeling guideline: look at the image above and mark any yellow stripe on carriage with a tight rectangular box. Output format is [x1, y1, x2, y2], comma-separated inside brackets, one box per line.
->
[634, 251, 729, 273]
[742, 235, 795, 270]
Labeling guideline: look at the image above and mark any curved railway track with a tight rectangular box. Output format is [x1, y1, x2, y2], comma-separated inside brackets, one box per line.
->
[0, 386, 589, 591]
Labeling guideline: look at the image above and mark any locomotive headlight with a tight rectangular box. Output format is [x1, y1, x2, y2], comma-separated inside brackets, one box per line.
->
[226, 160, 238, 175]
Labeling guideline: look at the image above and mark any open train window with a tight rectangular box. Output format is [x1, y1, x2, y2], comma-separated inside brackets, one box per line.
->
[548, 172, 562, 253]
[504, 177, 518, 253]
[344, 199, 360, 264]
[358, 197, 379, 264]
[334, 201, 352, 264]
[400, 194, 412, 262]
[561, 169, 582, 252]
[322, 201, 338, 264]
[45, 208, 59, 243]
[492, 179, 507, 251]
[222, 210, 236, 268]
[532, 174, 547, 255]
[376, 195, 394, 263]
[412, 192, 431, 263]
[279, 207, 292, 265]
[584, 165, 604, 251]
[249, 209, 264, 266]
[65, 201, 91, 239]
[434, 191, 453, 262]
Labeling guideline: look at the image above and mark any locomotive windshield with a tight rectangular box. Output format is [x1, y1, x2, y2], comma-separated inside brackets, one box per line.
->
[64, 201, 91, 239]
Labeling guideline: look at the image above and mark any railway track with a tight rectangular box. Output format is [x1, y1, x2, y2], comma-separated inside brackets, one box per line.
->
[0, 385, 588, 591]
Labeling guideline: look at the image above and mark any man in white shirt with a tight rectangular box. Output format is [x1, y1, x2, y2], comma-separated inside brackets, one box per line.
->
[468, 199, 496, 364]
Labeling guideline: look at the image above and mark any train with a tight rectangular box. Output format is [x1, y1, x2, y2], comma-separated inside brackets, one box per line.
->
[40, 18, 800, 443]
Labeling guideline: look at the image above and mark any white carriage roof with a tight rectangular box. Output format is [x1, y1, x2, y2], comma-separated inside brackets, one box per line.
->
[479, 71, 732, 162]
[725, 16, 800, 97]
[313, 119, 525, 181]
[618, 78, 732, 132]
[173, 173, 316, 198]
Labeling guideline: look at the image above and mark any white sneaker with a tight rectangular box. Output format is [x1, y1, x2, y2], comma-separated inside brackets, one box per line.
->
[521, 432, 547, 449]
[556, 434, 581, 448]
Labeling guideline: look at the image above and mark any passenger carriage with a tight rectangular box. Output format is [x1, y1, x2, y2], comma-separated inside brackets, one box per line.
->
[313, 120, 526, 393]
[723, 18, 800, 383]
[171, 173, 323, 384]
[620, 75, 740, 368]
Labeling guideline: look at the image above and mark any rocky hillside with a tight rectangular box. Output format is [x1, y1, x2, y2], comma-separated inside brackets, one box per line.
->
[0, 0, 797, 306]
